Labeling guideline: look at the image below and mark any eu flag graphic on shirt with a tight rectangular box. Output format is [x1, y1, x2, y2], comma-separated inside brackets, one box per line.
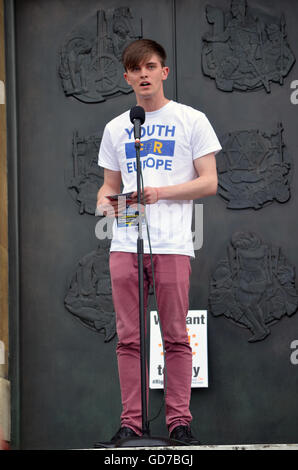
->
[125, 139, 175, 159]
[125, 139, 175, 173]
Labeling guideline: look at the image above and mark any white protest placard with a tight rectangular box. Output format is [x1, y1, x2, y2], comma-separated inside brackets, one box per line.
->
[149, 310, 208, 389]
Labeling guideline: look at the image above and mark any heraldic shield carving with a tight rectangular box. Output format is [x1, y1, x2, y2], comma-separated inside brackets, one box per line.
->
[216, 123, 292, 210]
[202, 0, 295, 92]
[64, 241, 116, 342]
[65, 130, 104, 215]
[58, 7, 142, 102]
[209, 232, 298, 342]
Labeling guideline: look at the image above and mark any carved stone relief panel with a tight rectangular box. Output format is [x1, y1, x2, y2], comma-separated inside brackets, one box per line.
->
[65, 130, 104, 215]
[64, 240, 116, 342]
[209, 232, 298, 342]
[58, 7, 142, 102]
[216, 123, 292, 210]
[202, 0, 295, 92]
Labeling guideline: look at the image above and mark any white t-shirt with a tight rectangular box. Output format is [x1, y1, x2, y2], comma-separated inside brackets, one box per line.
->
[98, 100, 221, 257]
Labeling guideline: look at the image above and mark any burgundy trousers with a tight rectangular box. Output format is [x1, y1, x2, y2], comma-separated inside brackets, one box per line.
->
[109, 251, 193, 435]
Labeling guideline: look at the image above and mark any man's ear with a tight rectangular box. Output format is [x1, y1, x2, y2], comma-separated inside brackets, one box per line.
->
[162, 66, 169, 81]
[124, 72, 131, 86]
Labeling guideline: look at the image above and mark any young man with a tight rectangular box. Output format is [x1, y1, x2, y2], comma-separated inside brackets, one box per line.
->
[96, 39, 221, 446]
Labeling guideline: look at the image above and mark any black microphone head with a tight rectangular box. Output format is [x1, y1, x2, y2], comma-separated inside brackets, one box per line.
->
[130, 106, 145, 125]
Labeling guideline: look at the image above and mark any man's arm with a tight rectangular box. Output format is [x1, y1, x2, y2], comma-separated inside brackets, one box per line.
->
[96, 168, 123, 217]
[132, 152, 218, 204]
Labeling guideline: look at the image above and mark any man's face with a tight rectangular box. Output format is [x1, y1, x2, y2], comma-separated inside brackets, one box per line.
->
[124, 54, 169, 101]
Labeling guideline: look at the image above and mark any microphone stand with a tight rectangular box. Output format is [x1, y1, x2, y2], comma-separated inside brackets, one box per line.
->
[115, 136, 184, 449]
[135, 136, 149, 438]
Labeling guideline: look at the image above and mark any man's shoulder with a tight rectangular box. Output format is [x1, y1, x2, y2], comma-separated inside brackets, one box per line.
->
[172, 101, 206, 117]
[105, 109, 130, 130]
[171, 101, 207, 125]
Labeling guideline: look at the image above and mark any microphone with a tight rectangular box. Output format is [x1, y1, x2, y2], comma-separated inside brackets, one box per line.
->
[130, 106, 145, 141]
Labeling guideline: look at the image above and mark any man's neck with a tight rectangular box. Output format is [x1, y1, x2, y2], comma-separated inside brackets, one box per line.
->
[137, 96, 170, 113]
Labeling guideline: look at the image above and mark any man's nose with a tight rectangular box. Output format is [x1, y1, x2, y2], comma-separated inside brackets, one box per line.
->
[140, 67, 148, 77]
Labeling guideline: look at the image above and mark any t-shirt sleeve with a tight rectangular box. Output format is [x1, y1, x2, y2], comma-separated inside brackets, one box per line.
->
[98, 124, 121, 171]
[191, 113, 222, 160]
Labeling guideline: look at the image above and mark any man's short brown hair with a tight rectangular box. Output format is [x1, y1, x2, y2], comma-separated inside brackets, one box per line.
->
[122, 39, 167, 71]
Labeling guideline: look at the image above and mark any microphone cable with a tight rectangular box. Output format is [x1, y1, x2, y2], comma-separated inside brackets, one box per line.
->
[139, 168, 169, 426]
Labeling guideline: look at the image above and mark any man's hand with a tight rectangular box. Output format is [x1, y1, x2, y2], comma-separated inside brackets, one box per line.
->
[131, 187, 159, 205]
[96, 195, 126, 217]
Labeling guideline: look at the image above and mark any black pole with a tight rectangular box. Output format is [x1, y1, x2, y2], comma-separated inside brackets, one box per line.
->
[135, 139, 149, 436]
